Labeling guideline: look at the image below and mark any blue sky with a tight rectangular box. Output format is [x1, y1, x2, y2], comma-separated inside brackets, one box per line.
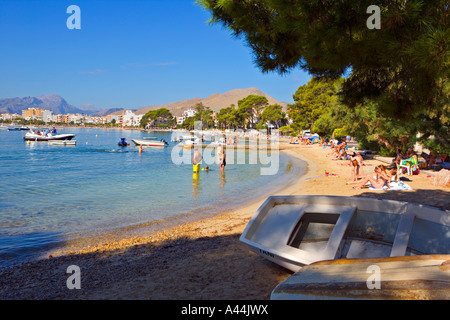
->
[0, 0, 312, 109]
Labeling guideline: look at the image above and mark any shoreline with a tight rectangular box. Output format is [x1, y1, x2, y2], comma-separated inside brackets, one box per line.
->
[33, 149, 306, 264]
[0, 143, 448, 299]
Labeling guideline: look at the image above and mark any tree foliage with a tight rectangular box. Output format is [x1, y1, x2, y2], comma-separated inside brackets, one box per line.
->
[260, 104, 287, 129]
[198, 0, 449, 152]
[140, 108, 174, 128]
[288, 77, 343, 135]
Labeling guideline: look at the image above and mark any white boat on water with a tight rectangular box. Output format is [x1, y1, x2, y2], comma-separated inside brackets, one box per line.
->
[24, 131, 75, 141]
[179, 136, 201, 147]
[240, 195, 450, 273]
[48, 140, 76, 146]
[131, 138, 169, 147]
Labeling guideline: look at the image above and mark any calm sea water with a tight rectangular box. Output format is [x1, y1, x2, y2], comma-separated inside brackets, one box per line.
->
[0, 127, 303, 268]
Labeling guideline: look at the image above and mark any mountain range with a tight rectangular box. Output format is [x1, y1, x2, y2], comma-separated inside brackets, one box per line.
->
[0, 88, 289, 117]
[0, 94, 83, 115]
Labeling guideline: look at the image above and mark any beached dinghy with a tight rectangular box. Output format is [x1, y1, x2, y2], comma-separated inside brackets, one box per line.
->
[240, 196, 450, 272]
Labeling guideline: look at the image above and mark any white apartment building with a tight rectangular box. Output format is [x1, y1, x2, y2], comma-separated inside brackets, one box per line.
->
[41, 110, 53, 123]
[176, 108, 197, 125]
[120, 110, 142, 127]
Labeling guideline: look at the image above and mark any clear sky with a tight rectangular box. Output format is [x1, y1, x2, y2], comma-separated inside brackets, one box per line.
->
[0, 0, 312, 109]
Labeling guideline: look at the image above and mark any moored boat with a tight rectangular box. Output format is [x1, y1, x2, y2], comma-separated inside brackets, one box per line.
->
[24, 131, 75, 141]
[131, 138, 168, 147]
[9, 126, 30, 131]
[48, 140, 77, 146]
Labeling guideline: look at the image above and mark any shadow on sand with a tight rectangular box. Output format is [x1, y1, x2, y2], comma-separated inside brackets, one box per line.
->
[0, 232, 290, 300]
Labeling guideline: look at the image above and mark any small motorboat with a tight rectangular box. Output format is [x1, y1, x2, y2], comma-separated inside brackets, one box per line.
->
[9, 126, 30, 131]
[240, 195, 450, 272]
[118, 138, 129, 147]
[48, 140, 77, 146]
[24, 131, 75, 141]
[179, 137, 202, 148]
[131, 138, 169, 147]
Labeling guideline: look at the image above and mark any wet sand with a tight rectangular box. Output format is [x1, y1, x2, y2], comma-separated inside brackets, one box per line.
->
[0, 143, 448, 300]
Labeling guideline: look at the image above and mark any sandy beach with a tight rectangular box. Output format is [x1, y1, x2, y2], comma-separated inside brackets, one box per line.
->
[0, 142, 448, 300]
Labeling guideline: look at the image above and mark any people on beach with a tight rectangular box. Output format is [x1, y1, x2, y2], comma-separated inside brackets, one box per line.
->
[346, 165, 392, 190]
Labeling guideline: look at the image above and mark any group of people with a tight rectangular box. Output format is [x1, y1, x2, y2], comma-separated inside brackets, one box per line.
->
[192, 147, 226, 174]
[32, 127, 57, 136]
[323, 137, 401, 190]
[346, 164, 397, 190]
[326, 140, 348, 160]
[420, 152, 448, 170]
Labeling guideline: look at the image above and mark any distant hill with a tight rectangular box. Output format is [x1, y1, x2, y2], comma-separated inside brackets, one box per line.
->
[0, 88, 288, 118]
[135, 88, 289, 116]
[0, 94, 85, 115]
[92, 108, 126, 117]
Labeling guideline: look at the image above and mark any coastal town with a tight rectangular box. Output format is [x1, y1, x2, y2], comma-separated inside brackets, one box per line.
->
[0, 107, 210, 128]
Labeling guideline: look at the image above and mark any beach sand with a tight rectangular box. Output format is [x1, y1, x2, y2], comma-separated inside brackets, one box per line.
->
[0, 143, 448, 300]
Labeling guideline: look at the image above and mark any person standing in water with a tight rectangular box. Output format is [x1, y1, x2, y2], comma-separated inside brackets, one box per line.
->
[193, 148, 202, 173]
[220, 150, 226, 171]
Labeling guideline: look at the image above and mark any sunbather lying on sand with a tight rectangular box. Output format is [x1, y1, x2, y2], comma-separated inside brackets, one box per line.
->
[346, 165, 392, 190]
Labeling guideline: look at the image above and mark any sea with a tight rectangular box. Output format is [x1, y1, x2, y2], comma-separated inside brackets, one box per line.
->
[0, 127, 305, 268]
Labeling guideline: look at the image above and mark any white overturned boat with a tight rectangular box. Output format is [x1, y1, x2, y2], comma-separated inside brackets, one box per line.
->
[24, 131, 75, 141]
[240, 196, 450, 273]
[131, 138, 168, 147]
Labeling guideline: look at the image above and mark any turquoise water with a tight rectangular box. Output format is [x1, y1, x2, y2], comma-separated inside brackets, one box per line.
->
[0, 127, 303, 268]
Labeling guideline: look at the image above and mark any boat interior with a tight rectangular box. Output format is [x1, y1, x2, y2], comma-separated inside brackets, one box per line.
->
[240, 196, 450, 272]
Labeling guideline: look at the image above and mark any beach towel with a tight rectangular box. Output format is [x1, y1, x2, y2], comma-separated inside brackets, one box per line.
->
[368, 181, 412, 191]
